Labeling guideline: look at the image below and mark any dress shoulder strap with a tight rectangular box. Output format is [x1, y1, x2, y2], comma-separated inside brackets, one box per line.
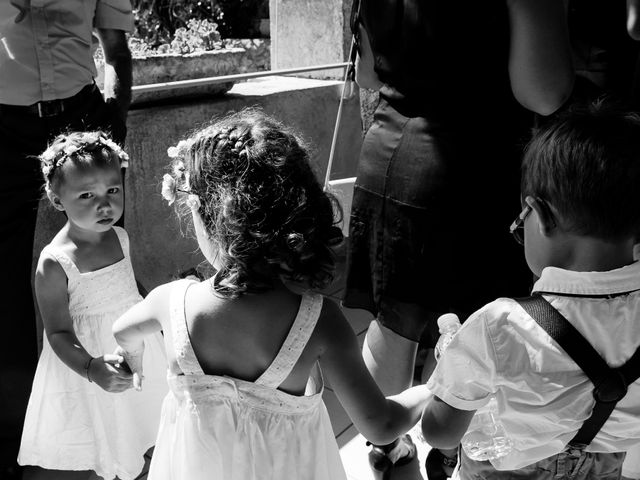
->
[112, 226, 130, 259]
[40, 244, 79, 279]
[170, 279, 205, 376]
[255, 293, 324, 388]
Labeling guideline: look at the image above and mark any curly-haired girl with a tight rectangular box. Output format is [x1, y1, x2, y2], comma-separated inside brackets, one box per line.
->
[18, 131, 167, 480]
[113, 109, 432, 480]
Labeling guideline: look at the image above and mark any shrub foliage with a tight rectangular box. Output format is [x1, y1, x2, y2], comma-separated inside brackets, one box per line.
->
[131, 0, 266, 48]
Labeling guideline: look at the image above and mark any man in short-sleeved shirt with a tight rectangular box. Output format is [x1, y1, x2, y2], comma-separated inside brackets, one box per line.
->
[0, 2, 133, 477]
[427, 262, 640, 472]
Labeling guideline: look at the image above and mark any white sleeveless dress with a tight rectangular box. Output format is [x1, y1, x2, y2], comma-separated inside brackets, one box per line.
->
[148, 280, 348, 480]
[18, 227, 168, 480]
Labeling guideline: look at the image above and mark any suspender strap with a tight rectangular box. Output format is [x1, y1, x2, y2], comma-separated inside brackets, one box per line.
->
[516, 295, 640, 448]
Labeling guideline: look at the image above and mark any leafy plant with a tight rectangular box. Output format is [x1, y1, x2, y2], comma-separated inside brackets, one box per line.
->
[131, 0, 224, 49]
[170, 18, 222, 54]
[127, 37, 154, 57]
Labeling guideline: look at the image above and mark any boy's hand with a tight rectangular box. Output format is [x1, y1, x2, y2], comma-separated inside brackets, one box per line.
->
[88, 354, 133, 392]
[114, 345, 145, 391]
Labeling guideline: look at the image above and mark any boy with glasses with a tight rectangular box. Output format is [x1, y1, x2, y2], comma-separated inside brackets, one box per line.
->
[421, 102, 640, 479]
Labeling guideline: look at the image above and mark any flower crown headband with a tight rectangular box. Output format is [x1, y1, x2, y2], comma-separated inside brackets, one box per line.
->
[41, 135, 129, 183]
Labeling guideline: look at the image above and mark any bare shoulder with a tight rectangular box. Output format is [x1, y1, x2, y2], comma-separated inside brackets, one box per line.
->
[146, 281, 178, 300]
[35, 249, 66, 285]
[151, 278, 208, 312]
[142, 280, 183, 316]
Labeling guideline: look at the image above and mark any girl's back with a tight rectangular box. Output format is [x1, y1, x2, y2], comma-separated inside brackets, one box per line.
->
[181, 280, 322, 394]
[149, 279, 347, 480]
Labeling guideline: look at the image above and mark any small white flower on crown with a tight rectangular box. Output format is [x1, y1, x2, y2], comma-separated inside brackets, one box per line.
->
[167, 140, 190, 159]
[186, 194, 201, 212]
[161, 174, 177, 205]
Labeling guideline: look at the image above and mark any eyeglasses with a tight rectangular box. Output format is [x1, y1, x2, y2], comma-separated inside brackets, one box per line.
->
[509, 203, 532, 246]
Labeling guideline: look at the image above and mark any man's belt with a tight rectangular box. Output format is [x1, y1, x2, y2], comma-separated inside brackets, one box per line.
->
[0, 83, 99, 118]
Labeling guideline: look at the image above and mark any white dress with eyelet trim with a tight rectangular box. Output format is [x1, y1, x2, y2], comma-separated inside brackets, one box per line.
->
[148, 279, 348, 480]
[18, 227, 168, 480]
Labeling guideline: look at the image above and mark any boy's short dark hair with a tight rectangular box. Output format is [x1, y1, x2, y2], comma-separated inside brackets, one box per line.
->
[521, 101, 640, 241]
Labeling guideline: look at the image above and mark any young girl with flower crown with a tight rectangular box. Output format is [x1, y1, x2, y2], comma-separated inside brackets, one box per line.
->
[18, 131, 168, 480]
[112, 109, 433, 480]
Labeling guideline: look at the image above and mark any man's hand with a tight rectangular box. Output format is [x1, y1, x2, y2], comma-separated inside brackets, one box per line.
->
[97, 28, 132, 126]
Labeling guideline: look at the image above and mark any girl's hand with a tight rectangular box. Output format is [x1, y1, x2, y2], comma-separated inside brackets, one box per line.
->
[88, 354, 134, 392]
[114, 345, 145, 391]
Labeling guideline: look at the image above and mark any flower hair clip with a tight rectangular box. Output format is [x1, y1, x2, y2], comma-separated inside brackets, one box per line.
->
[167, 140, 190, 160]
[186, 194, 201, 212]
[161, 172, 198, 208]
[161, 174, 179, 205]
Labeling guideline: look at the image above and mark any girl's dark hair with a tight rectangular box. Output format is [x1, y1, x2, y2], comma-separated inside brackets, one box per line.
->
[521, 101, 640, 241]
[165, 108, 343, 297]
[40, 130, 128, 192]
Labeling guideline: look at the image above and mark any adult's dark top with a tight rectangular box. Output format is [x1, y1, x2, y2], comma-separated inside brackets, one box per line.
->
[357, 0, 515, 121]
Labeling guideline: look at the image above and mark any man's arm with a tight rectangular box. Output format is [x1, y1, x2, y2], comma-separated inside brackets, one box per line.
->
[96, 28, 132, 123]
[507, 0, 574, 116]
[628, 0, 640, 40]
[355, 22, 383, 91]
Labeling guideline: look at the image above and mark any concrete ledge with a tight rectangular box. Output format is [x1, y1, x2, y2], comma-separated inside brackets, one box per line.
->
[34, 76, 362, 291]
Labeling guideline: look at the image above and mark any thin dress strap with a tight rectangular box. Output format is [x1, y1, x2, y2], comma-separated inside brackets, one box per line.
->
[170, 279, 205, 376]
[112, 226, 130, 259]
[255, 293, 324, 388]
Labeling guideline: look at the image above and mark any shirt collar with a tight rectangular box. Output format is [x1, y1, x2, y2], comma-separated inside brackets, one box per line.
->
[533, 261, 640, 297]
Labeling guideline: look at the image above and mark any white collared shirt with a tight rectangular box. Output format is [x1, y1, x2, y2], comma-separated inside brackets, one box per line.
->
[0, 0, 133, 105]
[427, 261, 640, 470]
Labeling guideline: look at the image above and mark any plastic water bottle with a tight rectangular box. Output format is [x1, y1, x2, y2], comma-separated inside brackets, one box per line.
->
[434, 313, 461, 362]
[461, 398, 513, 461]
[433, 313, 513, 461]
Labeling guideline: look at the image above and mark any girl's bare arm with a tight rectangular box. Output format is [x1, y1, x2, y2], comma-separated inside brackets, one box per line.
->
[112, 283, 173, 389]
[35, 252, 132, 392]
[112, 285, 167, 351]
[318, 299, 432, 445]
[421, 396, 476, 449]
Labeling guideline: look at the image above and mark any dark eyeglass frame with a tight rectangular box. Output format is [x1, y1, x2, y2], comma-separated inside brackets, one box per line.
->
[509, 203, 532, 246]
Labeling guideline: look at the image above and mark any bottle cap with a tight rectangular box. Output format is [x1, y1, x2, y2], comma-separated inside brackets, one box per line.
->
[437, 313, 461, 334]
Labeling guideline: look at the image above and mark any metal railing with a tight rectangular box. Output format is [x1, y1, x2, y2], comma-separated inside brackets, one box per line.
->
[131, 62, 349, 94]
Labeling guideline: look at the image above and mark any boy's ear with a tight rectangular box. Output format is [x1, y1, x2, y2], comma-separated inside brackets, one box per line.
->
[46, 188, 65, 212]
[527, 196, 556, 236]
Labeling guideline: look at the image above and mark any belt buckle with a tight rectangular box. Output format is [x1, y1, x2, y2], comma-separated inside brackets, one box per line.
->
[37, 99, 64, 118]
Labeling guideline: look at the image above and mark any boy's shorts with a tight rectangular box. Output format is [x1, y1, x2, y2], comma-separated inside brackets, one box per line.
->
[623, 443, 640, 479]
[458, 448, 625, 479]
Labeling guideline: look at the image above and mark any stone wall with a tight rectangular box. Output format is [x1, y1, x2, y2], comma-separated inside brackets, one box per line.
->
[96, 39, 271, 105]
[269, 0, 352, 80]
